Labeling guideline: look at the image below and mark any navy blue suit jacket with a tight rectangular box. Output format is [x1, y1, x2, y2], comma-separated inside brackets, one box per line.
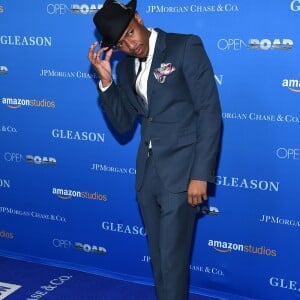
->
[100, 29, 222, 193]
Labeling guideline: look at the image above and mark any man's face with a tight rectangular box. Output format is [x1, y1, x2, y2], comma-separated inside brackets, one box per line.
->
[114, 14, 151, 58]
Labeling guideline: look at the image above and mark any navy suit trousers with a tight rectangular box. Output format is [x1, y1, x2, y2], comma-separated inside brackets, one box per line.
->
[137, 153, 197, 300]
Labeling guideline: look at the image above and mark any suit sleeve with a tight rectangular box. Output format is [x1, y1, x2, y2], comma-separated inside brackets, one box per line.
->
[182, 35, 222, 183]
[100, 66, 138, 134]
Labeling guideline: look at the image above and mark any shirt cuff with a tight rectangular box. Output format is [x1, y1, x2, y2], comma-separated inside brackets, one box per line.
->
[98, 79, 113, 92]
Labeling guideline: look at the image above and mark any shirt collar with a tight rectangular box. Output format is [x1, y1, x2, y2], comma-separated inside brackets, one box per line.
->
[146, 28, 158, 61]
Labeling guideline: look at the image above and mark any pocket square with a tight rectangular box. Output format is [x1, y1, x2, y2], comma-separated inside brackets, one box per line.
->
[153, 63, 176, 83]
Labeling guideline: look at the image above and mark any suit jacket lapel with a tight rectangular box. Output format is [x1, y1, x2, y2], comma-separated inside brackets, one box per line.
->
[147, 29, 167, 105]
[125, 56, 148, 114]
[124, 30, 167, 116]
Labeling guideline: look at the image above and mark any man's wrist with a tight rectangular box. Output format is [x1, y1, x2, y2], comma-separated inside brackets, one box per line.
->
[98, 79, 113, 91]
[102, 79, 112, 87]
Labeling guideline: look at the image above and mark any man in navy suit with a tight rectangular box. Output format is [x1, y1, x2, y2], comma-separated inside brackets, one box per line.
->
[88, 0, 222, 299]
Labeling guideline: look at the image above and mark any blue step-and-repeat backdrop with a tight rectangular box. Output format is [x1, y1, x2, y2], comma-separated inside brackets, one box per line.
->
[1, 1, 299, 299]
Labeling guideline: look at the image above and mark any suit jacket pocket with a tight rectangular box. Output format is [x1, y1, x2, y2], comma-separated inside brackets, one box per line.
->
[177, 132, 196, 147]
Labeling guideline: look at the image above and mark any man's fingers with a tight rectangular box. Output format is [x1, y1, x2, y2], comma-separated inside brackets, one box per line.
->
[88, 42, 111, 63]
[89, 41, 98, 52]
[188, 194, 200, 206]
[88, 42, 98, 61]
[187, 180, 208, 207]
[103, 48, 113, 61]
[188, 193, 208, 207]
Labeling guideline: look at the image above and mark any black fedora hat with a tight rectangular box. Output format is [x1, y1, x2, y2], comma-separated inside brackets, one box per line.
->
[93, 0, 137, 49]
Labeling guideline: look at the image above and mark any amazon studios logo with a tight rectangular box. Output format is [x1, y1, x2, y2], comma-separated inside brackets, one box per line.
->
[282, 78, 300, 92]
[52, 187, 107, 201]
[0, 230, 14, 239]
[2, 97, 55, 109]
[208, 239, 277, 257]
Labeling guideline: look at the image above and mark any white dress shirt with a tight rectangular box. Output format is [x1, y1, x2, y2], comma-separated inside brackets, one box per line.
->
[134, 28, 158, 105]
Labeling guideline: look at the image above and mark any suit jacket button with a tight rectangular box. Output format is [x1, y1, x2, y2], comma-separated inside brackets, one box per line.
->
[148, 117, 153, 122]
